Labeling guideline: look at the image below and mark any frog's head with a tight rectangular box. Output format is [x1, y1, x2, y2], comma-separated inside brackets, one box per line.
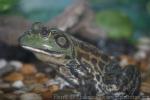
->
[19, 22, 74, 65]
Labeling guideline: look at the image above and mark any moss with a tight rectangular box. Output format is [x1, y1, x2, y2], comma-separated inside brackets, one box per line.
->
[95, 10, 133, 39]
[0, 0, 18, 12]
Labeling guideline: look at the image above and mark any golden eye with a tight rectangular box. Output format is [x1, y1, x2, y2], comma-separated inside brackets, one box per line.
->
[55, 36, 69, 48]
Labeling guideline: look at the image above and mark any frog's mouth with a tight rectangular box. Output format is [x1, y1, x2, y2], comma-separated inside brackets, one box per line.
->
[22, 45, 67, 65]
[22, 45, 64, 57]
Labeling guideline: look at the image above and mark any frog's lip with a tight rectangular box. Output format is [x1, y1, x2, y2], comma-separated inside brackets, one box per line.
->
[22, 45, 64, 57]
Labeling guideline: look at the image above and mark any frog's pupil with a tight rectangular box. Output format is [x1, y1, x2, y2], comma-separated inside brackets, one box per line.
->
[55, 35, 69, 48]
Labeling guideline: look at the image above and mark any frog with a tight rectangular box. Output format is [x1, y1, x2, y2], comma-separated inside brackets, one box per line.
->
[19, 22, 140, 98]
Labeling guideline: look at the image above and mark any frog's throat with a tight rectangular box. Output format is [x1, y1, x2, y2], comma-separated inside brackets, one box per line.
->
[22, 45, 64, 57]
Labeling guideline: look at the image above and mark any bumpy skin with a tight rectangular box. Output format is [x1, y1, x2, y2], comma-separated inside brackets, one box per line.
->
[19, 22, 140, 98]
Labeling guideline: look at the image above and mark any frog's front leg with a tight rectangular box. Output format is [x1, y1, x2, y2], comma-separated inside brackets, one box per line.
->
[66, 59, 98, 97]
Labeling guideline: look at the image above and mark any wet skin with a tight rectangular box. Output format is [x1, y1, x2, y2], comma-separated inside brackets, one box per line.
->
[19, 22, 140, 97]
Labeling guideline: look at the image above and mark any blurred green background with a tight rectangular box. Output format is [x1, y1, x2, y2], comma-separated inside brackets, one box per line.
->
[0, 0, 150, 40]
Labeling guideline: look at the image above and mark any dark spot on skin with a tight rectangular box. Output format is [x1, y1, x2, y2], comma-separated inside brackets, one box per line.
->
[91, 58, 97, 65]
[78, 42, 101, 57]
[91, 58, 100, 73]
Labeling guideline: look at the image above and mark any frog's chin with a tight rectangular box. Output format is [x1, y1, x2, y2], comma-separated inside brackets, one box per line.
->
[22, 45, 66, 65]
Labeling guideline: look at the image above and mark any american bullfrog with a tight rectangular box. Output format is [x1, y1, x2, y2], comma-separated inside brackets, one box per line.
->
[19, 22, 140, 98]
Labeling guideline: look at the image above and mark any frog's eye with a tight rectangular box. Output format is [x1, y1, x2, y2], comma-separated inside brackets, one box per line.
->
[55, 35, 69, 48]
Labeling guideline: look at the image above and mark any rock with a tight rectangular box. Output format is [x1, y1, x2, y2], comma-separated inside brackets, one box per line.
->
[0, 83, 11, 89]
[0, 83, 12, 92]
[23, 76, 37, 85]
[12, 80, 24, 89]
[20, 64, 37, 75]
[141, 82, 150, 95]
[4, 72, 24, 82]
[46, 77, 70, 89]
[30, 84, 45, 93]
[134, 51, 147, 60]
[0, 93, 18, 100]
[9, 61, 23, 71]
[47, 0, 87, 31]
[48, 84, 60, 93]
[0, 82, 17, 93]
[0, 59, 7, 69]
[0, 60, 16, 77]
[35, 73, 49, 84]
[41, 84, 59, 100]
[0, 16, 31, 45]
[138, 37, 150, 52]
[20, 93, 42, 100]
[119, 55, 136, 67]
[42, 90, 53, 100]
[13, 90, 26, 94]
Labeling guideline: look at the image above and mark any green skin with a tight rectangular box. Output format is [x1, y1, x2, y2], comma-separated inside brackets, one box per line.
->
[19, 23, 74, 65]
[19, 22, 140, 97]
[19, 22, 80, 87]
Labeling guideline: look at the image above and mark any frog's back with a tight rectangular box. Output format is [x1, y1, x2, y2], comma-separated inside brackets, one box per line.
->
[70, 36, 111, 62]
[69, 35, 140, 97]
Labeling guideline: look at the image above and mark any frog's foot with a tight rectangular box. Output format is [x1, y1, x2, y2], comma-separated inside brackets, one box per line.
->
[121, 65, 141, 96]
[78, 77, 98, 97]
